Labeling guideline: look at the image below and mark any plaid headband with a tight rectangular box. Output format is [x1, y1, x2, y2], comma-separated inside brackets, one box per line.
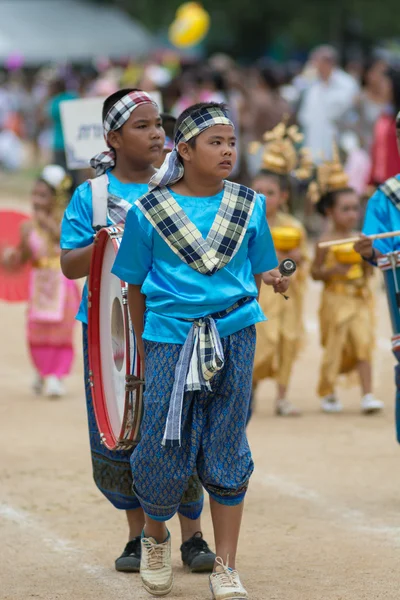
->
[90, 90, 158, 176]
[149, 106, 234, 190]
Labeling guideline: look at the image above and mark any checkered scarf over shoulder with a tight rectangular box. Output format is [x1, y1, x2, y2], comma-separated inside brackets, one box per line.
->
[136, 181, 257, 275]
[149, 105, 234, 190]
[90, 90, 158, 176]
[380, 177, 400, 207]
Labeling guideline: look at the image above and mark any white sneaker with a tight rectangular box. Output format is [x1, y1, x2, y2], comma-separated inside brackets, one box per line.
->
[32, 373, 44, 395]
[276, 399, 301, 416]
[321, 395, 343, 413]
[361, 394, 384, 414]
[44, 376, 65, 399]
[140, 534, 173, 597]
[209, 557, 248, 600]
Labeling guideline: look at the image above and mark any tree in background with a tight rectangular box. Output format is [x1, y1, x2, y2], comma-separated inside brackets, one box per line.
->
[95, 0, 400, 61]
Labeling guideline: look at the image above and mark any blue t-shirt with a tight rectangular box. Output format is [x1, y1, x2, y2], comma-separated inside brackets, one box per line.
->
[363, 175, 400, 254]
[60, 171, 149, 323]
[112, 189, 278, 344]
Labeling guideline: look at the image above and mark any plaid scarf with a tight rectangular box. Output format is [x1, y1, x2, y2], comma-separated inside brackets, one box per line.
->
[90, 90, 158, 176]
[136, 181, 256, 275]
[149, 106, 233, 190]
[162, 297, 252, 448]
[380, 177, 400, 208]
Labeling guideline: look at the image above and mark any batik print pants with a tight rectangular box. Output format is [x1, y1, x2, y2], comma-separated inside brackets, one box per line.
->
[131, 326, 256, 521]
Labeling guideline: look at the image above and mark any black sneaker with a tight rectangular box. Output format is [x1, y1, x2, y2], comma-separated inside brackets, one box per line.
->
[115, 536, 141, 572]
[180, 531, 216, 573]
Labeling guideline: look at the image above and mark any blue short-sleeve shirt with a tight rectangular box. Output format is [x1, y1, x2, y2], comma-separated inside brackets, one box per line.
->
[112, 188, 278, 344]
[363, 175, 400, 255]
[60, 171, 149, 323]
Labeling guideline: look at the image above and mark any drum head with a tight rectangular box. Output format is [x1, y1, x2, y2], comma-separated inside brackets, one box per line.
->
[100, 240, 127, 437]
[88, 227, 143, 451]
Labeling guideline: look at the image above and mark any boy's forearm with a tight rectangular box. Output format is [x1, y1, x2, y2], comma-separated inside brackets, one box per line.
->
[127, 284, 146, 360]
[60, 245, 94, 279]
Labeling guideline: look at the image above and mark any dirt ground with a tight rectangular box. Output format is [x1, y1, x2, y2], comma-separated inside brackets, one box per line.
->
[1, 192, 400, 600]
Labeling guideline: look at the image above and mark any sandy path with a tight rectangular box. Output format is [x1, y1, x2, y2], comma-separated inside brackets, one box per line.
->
[1, 199, 400, 599]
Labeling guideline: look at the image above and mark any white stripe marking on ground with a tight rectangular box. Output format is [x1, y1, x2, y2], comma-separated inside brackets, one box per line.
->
[0, 502, 134, 593]
[256, 473, 400, 544]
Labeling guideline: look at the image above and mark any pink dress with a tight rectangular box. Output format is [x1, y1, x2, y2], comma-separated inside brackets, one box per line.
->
[27, 228, 80, 378]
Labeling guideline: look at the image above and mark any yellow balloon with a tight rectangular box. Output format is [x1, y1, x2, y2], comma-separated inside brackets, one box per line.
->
[169, 4, 210, 48]
[176, 2, 203, 18]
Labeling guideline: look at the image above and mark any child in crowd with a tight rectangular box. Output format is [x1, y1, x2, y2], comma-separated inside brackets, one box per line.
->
[311, 150, 383, 414]
[252, 122, 309, 416]
[61, 89, 215, 575]
[2, 165, 79, 398]
[113, 102, 288, 599]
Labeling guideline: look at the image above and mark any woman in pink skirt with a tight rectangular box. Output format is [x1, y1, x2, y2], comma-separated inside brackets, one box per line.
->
[3, 165, 80, 398]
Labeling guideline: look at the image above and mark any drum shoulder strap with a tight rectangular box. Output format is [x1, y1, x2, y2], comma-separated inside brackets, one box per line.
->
[89, 174, 109, 230]
[380, 177, 400, 209]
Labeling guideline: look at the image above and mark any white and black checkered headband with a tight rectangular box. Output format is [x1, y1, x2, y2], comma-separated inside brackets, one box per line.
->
[149, 106, 234, 190]
[90, 90, 158, 176]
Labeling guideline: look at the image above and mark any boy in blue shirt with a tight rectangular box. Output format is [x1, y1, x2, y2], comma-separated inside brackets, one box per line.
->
[113, 102, 287, 599]
[355, 110, 400, 442]
[60, 89, 215, 574]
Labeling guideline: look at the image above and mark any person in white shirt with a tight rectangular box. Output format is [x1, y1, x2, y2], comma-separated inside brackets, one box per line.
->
[298, 45, 359, 162]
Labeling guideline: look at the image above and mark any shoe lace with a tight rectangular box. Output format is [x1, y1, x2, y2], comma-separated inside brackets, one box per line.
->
[143, 539, 167, 570]
[213, 556, 239, 589]
[185, 532, 210, 553]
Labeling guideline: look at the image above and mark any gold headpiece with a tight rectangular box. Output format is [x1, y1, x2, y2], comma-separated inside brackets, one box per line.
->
[309, 144, 349, 204]
[249, 119, 313, 180]
[260, 120, 302, 175]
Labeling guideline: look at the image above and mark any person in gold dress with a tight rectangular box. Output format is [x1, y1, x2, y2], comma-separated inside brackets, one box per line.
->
[311, 149, 384, 414]
[252, 122, 310, 416]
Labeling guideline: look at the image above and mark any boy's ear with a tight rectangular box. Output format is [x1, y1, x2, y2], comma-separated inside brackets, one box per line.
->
[177, 141, 191, 163]
[108, 130, 121, 151]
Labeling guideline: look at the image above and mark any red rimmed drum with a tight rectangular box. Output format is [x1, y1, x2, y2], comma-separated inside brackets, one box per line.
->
[88, 225, 143, 451]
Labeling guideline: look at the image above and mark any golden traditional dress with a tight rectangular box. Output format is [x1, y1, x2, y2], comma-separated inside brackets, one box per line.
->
[317, 246, 374, 397]
[253, 213, 309, 387]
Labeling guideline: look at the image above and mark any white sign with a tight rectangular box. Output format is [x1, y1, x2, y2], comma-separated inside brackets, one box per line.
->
[60, 92, 164, 170]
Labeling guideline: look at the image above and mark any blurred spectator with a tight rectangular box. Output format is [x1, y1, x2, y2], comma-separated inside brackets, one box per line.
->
[340, 57, 389, 151]
[369, 67, 400, 186]
[247, 64, 291, 141]
[246, 63, 291, 177]
[298, 45, 359, 162]
[46, 78, 78, 168]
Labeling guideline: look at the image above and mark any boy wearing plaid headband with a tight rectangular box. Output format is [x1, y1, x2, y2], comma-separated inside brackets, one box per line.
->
[113, 102, 288, 598]
[60, 90, 215, 575]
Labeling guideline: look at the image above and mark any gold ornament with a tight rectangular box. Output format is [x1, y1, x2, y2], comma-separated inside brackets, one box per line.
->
[309, 144, 349, 204]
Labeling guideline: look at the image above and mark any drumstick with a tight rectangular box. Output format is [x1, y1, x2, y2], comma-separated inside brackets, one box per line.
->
[318, 230, 400, 248]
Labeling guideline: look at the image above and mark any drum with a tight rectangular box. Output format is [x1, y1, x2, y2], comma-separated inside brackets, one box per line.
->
[378, 251, 400, 354]
[88, 226, 144, 451]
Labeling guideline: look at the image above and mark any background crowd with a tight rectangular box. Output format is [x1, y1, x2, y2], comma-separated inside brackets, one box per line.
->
[1, 44, 400, 225]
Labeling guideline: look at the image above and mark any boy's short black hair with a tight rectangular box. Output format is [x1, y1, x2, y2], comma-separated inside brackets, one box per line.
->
[102, 88, 141, 123]
[161, 113, 177, 139]
[174, 102, 229, 147]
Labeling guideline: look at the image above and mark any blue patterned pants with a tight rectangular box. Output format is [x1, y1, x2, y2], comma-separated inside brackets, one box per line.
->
[82, 325, 204, 518]
[395, 363, 400, 443]
[131, 326, 256, 521]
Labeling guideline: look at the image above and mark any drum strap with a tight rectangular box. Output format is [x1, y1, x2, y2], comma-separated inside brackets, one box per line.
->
[381, 177, 400, 208]
[90, 174, 109, 231]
